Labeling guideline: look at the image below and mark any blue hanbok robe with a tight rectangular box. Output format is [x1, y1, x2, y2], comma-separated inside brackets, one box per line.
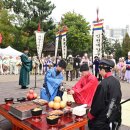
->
[40, 67, 63, 101]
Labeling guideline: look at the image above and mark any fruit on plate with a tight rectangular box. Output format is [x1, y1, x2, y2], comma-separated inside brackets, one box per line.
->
[48, 101, 54, 108]
[54, 96, 61, 103]
[33, 93, 38, 99]
[29, 89, 34, 94]
[48, 96, 66, 109]
[26, 89, 38, 100]
[60, 101, 66, 108]
[53, 102, 60, 110]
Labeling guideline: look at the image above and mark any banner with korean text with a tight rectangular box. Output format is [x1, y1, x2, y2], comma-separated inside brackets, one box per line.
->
[54, 34, 59, 62]
[35, 31, 45, 58]
[92, 20, 103, 61]
[61, 32, 67, 59]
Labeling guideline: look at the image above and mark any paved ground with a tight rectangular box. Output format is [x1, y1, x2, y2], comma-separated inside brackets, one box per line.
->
[0, 74, 130, 130]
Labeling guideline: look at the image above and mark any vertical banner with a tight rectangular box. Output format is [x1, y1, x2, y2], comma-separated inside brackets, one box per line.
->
[61, 32, 67, 59]
[55, 34, 59, 62]
[35, 31, 45, 58]
[92, 20, 103, 61]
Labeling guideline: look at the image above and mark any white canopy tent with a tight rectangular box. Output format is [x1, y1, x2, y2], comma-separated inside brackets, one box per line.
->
[0, 46, 23, 57]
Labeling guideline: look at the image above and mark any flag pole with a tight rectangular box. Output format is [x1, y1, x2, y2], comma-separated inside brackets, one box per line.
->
[34, 22, 41, 89]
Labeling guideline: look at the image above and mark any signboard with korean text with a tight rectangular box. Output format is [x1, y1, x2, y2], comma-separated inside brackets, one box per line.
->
[93, 30, 102, 60]
[92, 20, 103, 61]
[35, 31, 45, 58]
[54, 34, 59, 62]
[61, 33, 67, 59]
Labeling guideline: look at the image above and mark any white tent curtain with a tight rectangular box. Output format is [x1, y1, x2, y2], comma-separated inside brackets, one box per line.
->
[0, 46, 23, 57]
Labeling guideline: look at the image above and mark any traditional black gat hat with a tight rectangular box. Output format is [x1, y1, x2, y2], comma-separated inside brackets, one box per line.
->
[58, 59, 67, 69]
[80, 63, 89, 72]
[23, 46, 29, 51]
[99, 59, 115, 70]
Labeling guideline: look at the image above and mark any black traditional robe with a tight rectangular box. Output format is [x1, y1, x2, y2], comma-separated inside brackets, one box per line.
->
[88, 72, 122, 130]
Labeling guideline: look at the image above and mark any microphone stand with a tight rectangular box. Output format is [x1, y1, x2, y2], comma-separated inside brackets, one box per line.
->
[34, 56, 41, 89]
[34, 62, 37, 89]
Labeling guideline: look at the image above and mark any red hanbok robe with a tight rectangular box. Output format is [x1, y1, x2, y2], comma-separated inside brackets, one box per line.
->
[72, 72, 98, 106]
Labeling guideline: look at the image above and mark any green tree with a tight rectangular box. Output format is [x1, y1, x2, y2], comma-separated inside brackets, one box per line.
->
[102, 33, 114, 55]
[59, 12, 91, 55]
[0, 1, 3, 10]
[0, 8, 16, 48]
[122, 33, 130, 57]
[114, 41, 123, 62]
[3, 0, 56, 53]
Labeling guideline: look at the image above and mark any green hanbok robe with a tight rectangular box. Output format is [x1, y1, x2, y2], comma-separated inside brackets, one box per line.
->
[19, 54, 32, 86]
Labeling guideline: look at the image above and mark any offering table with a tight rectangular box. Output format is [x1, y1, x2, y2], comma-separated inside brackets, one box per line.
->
[0, 103, 88, 130]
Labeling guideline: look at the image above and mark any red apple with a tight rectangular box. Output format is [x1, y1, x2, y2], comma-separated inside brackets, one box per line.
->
[29, 89, 34, 94]
[28, 94, 34, 100]
[27, 93, 30, 98]
[33, 93, 38, 99]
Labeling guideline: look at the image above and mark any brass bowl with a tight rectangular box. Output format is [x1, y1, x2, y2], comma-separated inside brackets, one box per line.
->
[46, 115, 59, 125]
[4, 97, 14, 106]
[17, 97, 26, 102]
[31, 107, 43, 116]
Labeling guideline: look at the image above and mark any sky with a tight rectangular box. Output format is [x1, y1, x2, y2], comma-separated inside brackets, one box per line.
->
[50, 0, 130, 28]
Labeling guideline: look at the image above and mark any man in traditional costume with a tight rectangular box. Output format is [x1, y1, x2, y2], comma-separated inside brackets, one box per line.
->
[46, 55, 53, 70]
[15, 56, 21, 75]
[125, 51, 130, 83]
[19, 47, 32, 89]
[0, 56, 3, 75]
[40, 59, 66, 101]
[43, 57, 48, 74]
[2, 56, 9, 75]
[67, 63, 98, 107]
[9, 56, 16, 74]
[117, 57, 125, 80]
[87, 59, 122, 130]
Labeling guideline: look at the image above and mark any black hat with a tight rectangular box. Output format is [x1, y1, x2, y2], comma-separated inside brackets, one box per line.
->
[80, 64, 89, 72]
[58, 59, 67, 69]
[99, 59, 115, 69]
[23, 46, 29, 51]
[94, 56, 98, 58]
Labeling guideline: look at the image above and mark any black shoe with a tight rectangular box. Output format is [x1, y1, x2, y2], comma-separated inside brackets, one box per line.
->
[21, 86, 28, 89]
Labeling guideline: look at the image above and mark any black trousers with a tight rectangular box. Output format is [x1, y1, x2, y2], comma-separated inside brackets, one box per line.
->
[73, 68, 79, 79]
[66, 71, 73, 81]
[88, 119, 120, 130]
[95, 71, 102, 81]
[88, 119, 110, 130]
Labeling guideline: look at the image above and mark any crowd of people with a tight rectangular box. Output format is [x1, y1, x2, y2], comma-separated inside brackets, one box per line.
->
[1, 51, 130, 84]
